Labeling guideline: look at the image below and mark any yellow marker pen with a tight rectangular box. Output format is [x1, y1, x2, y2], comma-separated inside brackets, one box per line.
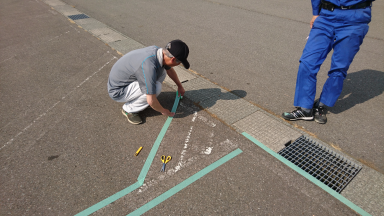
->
[135, 147, 143, 156]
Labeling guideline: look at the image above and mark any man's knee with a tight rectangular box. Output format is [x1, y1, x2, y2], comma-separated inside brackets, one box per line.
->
[328, 70, 347, 79]
[298, 61, 319, 80]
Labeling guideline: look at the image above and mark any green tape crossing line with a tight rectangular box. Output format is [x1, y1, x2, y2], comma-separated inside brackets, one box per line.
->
[137, 91, 180, 183]
[242, 132, 371, 216]
[75, 182, 142, 216]
[128, 148, 243, 216]
[75, 92, 181, 216]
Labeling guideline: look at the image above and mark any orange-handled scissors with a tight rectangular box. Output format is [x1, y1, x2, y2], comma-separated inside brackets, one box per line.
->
[160, 155, 172, 172]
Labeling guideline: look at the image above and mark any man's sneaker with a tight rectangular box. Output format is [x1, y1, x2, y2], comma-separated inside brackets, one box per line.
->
[314, 106, 327, 124]
[282, 108, 314, 121]
[122, 109, 142, 125]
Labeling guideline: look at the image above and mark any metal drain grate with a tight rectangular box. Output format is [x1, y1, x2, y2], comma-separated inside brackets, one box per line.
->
[278, 136, 362, 193]
[68, 14, 90, 20]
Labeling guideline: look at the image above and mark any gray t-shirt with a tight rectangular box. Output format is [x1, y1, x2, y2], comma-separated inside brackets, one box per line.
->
[108, 46, 170, 100]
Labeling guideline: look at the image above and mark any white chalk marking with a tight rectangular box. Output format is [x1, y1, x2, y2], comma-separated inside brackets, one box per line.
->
[209, 131, 214, 138]
[137, 139, 238, 194]
[192, 111, 197, 122]
[179, 102, 195, 113]
[48, 9, 58, 15]
[0, 55, 16, 64]
[220, 139, 238, 151]
[137, 104, 238, 194]
[0, 101, 61, 151]
[175, 125, 194, 172]
[1, 56, 117, 151]
[198, 115, 216, 127]
[203, 147, 213, 155]
[138, 112, 200, 194]
[47, 30, 70, 42]
[47, 34, 63, 42]
[137, 155, 200, 194]
[69, 25, 80, 33]
[63, 56, 116, 100]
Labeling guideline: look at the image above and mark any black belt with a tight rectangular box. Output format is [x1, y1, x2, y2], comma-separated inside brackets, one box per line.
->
[321, 0, 372, 11]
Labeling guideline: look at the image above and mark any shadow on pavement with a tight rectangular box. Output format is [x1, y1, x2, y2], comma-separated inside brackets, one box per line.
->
[230, 89, 248, 98]
[329, 69, 384, 114]
[139, 91, 178, 123]
[184, 88, 247, 108]
[140, 89, 248, 123]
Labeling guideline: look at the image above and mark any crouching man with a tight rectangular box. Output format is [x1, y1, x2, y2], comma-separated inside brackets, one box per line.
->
[108, 40, 190, 124]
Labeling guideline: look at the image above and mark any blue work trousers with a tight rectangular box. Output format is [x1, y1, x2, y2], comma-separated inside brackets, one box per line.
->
[294, 7, 371, 109]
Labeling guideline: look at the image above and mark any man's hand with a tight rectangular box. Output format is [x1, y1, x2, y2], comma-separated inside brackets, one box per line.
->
[161, 109, 175, 117]
[178, 86, 185, 97]
[310, 15, 319, 28]
[147, 94, 175, 117]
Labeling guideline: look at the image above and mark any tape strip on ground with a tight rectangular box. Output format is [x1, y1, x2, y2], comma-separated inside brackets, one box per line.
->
[242, 132, 371, 216]
[127, 148, 243, 216]
[75, 91, 181, 216]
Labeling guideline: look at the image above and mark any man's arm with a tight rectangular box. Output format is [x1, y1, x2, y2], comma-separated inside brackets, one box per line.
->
[312, 0, 321, 16]
[166, 68, 185, 97]
[310, 0, 321, 28]
[310, 15, 319, 28]
[146, 94, 174, 117]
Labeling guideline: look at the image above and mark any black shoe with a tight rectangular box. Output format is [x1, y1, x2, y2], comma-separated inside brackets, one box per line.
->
[122, 109, 142, 125]
[282, 108, 314, 121]
[314, 106, 327, 124]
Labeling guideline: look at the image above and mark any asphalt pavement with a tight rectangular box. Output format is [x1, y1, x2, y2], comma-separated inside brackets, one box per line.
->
[1, 0, 383, 216]
[58, 0, 384, 174]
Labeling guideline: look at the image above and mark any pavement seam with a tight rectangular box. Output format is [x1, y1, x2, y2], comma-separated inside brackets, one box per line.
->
[1, 56, 116, 151]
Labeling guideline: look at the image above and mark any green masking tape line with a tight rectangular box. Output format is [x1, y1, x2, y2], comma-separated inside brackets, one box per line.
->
[75, 92, 181, 216]
[241, 132, 371, 216]
[75, 182, 142, 216]
[137, 91, 180, 182]
[171, 91, 181, 113]
[127, 148, 243, 216]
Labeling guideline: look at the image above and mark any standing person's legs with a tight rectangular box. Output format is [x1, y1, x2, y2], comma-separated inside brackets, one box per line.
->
[283, 17, 333, 121]
[319, 23, 369, 107]
[313, 22, 368, 124]
[294, 17, 334, 109]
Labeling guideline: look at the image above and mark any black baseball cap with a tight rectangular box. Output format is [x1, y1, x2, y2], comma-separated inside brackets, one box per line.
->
[166, 39, 190, 69]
